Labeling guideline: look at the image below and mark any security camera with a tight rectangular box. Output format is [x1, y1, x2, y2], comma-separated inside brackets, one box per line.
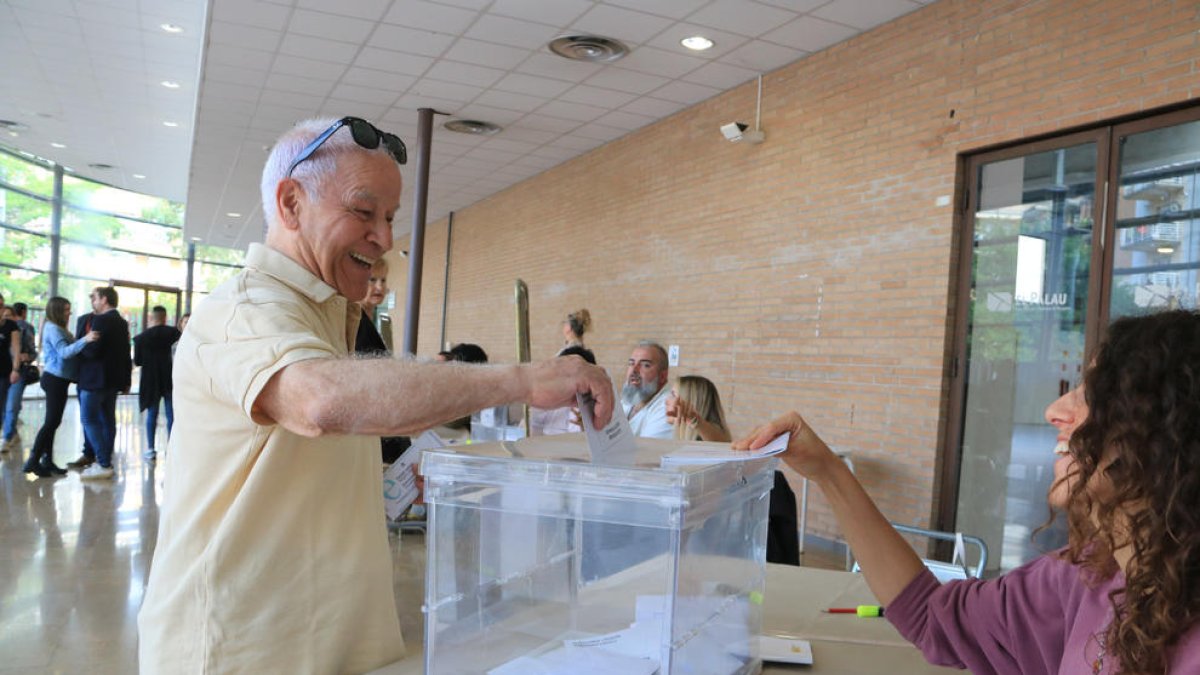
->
[721, 122, 747, 141]
[720, 121, 765, 145]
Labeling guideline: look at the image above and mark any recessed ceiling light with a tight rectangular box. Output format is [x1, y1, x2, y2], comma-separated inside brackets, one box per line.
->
[190, 236, 203, 242]
[161, 80, 181, 89]
[7, 131, 17, 138]
[1157, 246, 1176, 254]
[548, 35, 629, 63]
[163, 121, 179, 127]
[226, 212, 242, 217]
[50, 142, 66, 148]
[132, 173, 146, 179]
[681, 36, 714, 51]
[444, 119, 502, 135]
[161, 23, 184, 33]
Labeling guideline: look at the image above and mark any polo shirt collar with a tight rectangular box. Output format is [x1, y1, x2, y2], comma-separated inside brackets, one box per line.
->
[246, 243, 340, 304]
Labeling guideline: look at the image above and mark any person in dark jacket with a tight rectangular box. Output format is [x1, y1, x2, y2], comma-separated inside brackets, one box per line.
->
[65, 309, 99, 470]
[77, 286, 132, 480]
[355, 258, 408, 464]
[134, 306, 181, 462]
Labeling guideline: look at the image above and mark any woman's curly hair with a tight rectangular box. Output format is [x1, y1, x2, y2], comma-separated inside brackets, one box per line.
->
[1061, 309, 1200, 674]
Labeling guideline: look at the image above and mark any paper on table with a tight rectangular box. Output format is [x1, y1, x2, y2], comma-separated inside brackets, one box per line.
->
[659, 432, 790, 466]
[576, 390, 637, 466]
[382, 430, 444, 520]
[486, 644, 658, 675]
[758, 635, 813, 665]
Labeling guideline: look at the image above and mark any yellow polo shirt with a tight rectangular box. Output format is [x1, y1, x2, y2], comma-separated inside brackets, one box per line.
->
[139, 243, 404, 674]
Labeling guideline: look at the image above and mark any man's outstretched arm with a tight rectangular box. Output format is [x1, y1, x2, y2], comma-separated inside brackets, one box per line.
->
[254, 354, 613, 438]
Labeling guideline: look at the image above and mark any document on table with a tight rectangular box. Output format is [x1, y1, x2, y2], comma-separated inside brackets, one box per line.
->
[576, 389, 637, 466]
[382, 430, 444, 520]
[486, 645, 658, 675]
[757, 635, 813, 665]
[659, 432, 790, 466]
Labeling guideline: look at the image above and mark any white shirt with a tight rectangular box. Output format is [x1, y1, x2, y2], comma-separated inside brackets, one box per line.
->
[624, 384, 674, 439]
[139, 244, 404, 674]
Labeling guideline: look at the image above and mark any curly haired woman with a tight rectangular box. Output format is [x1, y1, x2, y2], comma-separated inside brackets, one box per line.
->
[737, 310, 1200, 673]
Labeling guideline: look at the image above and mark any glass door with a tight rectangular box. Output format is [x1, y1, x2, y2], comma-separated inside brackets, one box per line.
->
[945, 131, 1108, 572]
[1106, 113, 1200, 319]
[111, 279, 183, 336]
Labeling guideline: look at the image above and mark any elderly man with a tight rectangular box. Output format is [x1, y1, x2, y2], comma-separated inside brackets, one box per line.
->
[622, 340, 674, 438]
[137, 117, 613, 674]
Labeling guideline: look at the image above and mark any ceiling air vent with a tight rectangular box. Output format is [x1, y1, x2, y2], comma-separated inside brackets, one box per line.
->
[548, 35, 629, 63]
[88, 162, 115, 170]
[0, 119, 27, 131]
[444, 119, 502, 135]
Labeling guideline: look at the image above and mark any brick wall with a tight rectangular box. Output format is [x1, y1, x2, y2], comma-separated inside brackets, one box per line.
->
[386, 0, 1200, 542]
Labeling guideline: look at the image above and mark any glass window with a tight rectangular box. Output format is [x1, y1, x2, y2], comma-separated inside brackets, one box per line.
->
[0, 149, 54, 196]
[0, 186, 53, 233]
[0, 227, 51, 269]
[61, 242, 187, 290]
[1109, 119, 1200, 318]
[62, 208, 183, 257]
[194, 261, 242, 294]
[0, 263, 51, 307]
[62, 174, 182, 225]
[195, 243, 245, 266]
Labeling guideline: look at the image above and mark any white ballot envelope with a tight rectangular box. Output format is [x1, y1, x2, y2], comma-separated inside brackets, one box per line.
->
[576, 389, 637, 466]
[382, 430, 444, 520]
[660, 432, 790, 467]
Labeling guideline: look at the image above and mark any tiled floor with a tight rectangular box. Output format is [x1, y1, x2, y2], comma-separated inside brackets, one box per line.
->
[0, 396, 838, 674]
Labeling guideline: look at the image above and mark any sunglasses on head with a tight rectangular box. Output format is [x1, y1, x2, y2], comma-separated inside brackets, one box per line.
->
[285, 116, 407, 177]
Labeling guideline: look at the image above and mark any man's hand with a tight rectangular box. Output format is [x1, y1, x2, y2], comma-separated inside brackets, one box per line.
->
[412, 464, 424, 506]
[733, 411, 839, 481]
[523, 355, 614, 429]
[8, 371, 17, 385]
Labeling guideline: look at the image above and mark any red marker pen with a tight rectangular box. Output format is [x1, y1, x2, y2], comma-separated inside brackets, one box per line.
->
[824, 605, 885, 617]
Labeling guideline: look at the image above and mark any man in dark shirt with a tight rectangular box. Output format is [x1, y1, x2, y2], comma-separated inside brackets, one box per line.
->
[0, 294, 21, 454]
[133, 306, 181, 462]
[77, 286, 132, 480]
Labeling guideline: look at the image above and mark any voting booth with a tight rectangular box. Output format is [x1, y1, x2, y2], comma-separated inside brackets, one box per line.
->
[420, 436, 777, 674]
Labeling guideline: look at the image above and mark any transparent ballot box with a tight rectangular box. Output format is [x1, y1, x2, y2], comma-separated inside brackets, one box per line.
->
[421, 436, 776, 675]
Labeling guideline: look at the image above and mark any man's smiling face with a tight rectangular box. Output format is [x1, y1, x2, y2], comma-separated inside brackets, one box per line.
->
[295, 150, 400, 300]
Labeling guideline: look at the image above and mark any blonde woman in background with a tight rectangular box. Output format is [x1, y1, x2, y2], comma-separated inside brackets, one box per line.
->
[560, 308, 591, 352]
[665, 374, 732, 442]
[669, 374, 800, 564]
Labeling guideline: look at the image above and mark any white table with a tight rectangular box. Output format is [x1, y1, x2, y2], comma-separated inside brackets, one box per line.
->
[369, 564, 956, 674]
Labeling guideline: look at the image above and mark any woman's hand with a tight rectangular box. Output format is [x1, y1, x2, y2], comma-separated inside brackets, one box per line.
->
[665, 393, 697, 428]
[83, 330, 101, 343]
[737, 411, 926, 604]
[734, 412, 839, 481]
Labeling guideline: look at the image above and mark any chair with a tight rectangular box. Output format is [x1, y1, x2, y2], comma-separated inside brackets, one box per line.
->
[852, 523, 989, 582]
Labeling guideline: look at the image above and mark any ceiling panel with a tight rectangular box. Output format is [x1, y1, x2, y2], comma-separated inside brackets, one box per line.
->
[0, 0, 934, 251]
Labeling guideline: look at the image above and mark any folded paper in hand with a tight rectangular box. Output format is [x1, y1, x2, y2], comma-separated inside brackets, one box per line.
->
[382, 430, 444, 520]
[576, 390, 637, 466]
[660, 432, 789, 467]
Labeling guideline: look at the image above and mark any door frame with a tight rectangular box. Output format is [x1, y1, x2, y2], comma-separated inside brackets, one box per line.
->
[111, 278, 183, 329]
[935, 127, 1112, 535]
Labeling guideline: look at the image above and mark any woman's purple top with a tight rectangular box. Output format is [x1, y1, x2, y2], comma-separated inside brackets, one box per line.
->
[886, 551, 1200, 674]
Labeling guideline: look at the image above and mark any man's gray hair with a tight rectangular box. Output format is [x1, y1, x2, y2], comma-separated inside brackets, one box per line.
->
[260, 117, 392, 233]
[636, 340, 669, 369]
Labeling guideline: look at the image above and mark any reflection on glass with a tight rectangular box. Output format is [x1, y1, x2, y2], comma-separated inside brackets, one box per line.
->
[1110, 119, 1200, 319]
[958, 143, 1096, 571]
[0, 149, 54, 195]
[0, 186, 53, 233]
